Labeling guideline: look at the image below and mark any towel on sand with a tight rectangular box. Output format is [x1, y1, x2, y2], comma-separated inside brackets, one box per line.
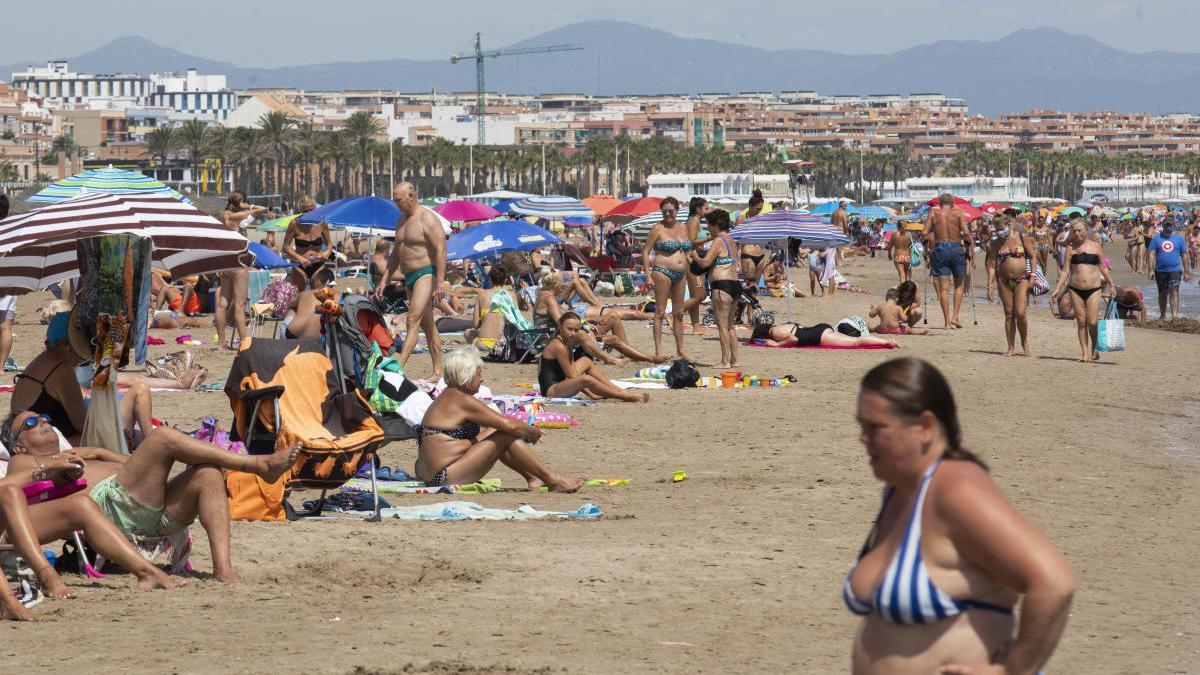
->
[337, 501, 604, 521]
[742, 340, 893, 350]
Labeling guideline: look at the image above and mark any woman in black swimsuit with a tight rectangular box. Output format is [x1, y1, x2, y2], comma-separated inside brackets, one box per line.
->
[750, 319, 896, 348]
[283, 196, 333, 281]
[538, 313, 649, 403]
[689, 208, 741, 368]
[414, 348, 584, 492]
[1051, 218, 1115, 363]
[736, 189, 768, 282]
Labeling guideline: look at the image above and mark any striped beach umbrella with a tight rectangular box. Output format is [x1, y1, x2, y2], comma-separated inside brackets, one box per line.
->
[621, 208, 691, 241]
[28, 165, 191, 204]
[257, 214, 299, 232]
[510, 195, 594, 220]
[731, 210, 851, 248]
[0, 192, 250, 295]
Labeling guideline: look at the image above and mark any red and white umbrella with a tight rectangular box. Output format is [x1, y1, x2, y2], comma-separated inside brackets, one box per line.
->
[0, 192, 251, 295]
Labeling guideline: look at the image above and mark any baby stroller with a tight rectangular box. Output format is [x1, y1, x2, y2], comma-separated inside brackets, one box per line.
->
[702, 280, 775, 327]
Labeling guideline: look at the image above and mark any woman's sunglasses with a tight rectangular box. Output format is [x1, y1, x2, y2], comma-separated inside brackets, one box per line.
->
[13, 414, 51, 442]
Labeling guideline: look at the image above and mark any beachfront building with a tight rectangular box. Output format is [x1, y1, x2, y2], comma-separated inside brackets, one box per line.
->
[1079, 173, 1196, 202]
[223, 95, 308, 129]
[647, 173, 755, 202]
[10, 61, 150, 109]
[878, 177, 1030, 202]
[147, 69, 238, 123]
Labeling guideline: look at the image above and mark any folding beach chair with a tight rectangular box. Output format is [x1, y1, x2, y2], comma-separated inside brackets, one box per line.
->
[225, 338, 387, 521]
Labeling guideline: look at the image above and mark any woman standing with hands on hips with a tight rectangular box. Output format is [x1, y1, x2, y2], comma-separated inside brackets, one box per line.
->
[641, 197, 692, 361]
[846, 358, 1073, 674]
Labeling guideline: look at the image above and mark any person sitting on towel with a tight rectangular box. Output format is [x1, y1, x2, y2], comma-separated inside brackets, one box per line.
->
[3, 411, 299, 584]
[413, 348, 584, 492]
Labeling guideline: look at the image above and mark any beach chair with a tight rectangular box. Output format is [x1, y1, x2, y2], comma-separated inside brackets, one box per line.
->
[225, 338, 387, 521]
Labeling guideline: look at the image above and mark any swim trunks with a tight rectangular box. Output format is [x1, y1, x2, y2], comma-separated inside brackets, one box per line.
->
[90, 474, 190, 541]
[1155, 270, 1182, 293]
[404, 265, 434, 289]
[875, 325, 907, 335]
[930, 242, 967, 278]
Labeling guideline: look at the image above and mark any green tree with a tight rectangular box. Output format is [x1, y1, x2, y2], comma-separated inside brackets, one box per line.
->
[179, 120, 210, 193]
[344, 111, 384, 194]
[145, 127, 178, 165]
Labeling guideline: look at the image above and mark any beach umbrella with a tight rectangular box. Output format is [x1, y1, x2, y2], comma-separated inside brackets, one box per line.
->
[923, 196, 983, 221]
[300, 195, 397, 229]
[582, 195, 622, 217]
[622, 208, 690, 241]
[491, 198, 522, 215]
[1059, 207, 1086, 218]
[0, 192, 251, 294]
[445, 219, 562, 261]
[979, 201, 1010, 216]
[731, 211, 851, 248]
[852, 205, 893, 220]
[28, 165, 193, 204]
[433, 199, 501, 223]
[247, 242, 294, 269]
[510, 195, 594, 220]
[604, 196, 662, 222]
[807, 201, 846, 215]
[257, 214, 299, 232]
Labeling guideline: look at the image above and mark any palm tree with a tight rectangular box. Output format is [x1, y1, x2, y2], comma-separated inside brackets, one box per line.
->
[344, 111, 384, 194]
[204, 126, 238, 195]
[320, 131, 354, 200]
[178, 120, 210, 193]
[0, 158, 18, 182]
[145, 127, 179, 166]
[257, 111, 294, 198]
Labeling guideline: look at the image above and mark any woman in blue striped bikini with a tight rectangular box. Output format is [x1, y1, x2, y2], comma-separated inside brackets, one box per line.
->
[640, 196, 692, 361]
[846, 358, 1074, 674]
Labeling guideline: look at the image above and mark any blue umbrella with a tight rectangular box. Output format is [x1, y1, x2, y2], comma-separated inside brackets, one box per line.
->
[446, 219, 562, 261]
[247, 242, 294, 269]
[491, 198, 521, 215]
[852, 205, 893, 220]
[510, 195, 594, 219]
[808, 201, 851, 215]
[299, 196, 399, 228]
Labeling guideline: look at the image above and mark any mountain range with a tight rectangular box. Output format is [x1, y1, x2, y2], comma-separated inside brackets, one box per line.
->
[5, 21, 1200, 116]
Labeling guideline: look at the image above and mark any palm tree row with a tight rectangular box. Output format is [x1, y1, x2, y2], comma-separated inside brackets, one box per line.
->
[145, 117, 1200, 204]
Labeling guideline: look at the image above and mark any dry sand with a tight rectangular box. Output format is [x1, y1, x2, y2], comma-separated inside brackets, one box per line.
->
[1, 246, 1197, 674]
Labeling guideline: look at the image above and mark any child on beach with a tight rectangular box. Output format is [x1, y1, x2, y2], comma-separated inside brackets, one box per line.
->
[870, 289, 929, 335]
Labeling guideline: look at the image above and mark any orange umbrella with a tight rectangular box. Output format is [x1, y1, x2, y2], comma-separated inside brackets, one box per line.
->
[582, 195, 621, 217]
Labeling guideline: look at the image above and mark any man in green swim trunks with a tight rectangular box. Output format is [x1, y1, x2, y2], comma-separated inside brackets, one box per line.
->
[379, 181, 447, 379]
[5, 411, 299, 582]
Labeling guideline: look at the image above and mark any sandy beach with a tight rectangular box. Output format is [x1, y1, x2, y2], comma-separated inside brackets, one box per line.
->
[1, 244, 1197, 674]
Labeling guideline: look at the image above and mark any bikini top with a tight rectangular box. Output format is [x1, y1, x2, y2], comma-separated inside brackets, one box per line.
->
[653, 239, 692, 254]
[1070, 252, 1101, 266]
[713, 238, 736, 267]
[996, 246, 1026, 263]
[843, 458, 1013, 624]
[414, 420, 481, 441]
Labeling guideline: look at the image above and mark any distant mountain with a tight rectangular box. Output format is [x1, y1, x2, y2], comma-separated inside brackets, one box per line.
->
[7, 22, 1200, 115]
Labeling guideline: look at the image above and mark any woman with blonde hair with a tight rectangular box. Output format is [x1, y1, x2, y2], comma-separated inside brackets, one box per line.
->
[414, 348, 584, 492]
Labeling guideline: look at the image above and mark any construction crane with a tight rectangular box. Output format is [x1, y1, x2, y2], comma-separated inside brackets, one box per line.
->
[451, 32, 583, 145]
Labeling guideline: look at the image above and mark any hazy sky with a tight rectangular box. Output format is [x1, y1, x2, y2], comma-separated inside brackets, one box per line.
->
[0, 0, 1190, 67]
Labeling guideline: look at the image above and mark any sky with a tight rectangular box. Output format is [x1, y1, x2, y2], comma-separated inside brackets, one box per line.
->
[0, 0, 1192, 67]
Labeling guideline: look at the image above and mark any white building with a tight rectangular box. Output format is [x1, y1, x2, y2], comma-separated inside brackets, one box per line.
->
[1080, 173, 1196, 202]
[148, 69, 237, 123]
[223, 95, 308, 128]
[879, 176, 1030, 202]
[647, 173, 756, 202]
[10, 61, 149, 109]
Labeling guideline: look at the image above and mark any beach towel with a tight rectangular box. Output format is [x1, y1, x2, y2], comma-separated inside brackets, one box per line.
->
[342, 478, 502, 495]
[742, 340, 893, 350]
[489, 288, 531, 331]
[372, 501, 603, 521]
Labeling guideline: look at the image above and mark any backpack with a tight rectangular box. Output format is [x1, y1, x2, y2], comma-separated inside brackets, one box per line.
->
[909, 241, 923, 268]
[665, 359, 700, 389]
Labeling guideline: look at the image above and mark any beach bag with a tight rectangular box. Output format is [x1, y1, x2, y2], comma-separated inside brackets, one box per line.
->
[1027, 259, 1050, 296]
[665, 359, 700, 389]
[1097, 300, 1126, 352]
[226, 471, 286, 522]
[836, 316, 869, 338]
[909, 241, 923, 269]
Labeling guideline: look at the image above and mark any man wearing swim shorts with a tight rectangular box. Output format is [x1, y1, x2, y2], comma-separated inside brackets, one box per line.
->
[927, 193, 972, 329]
[379, 181, 447, 378]
[1147, 220, 1191, 320]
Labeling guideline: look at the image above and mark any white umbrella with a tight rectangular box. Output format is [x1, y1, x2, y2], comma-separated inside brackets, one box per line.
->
[0, 192, 250, 295]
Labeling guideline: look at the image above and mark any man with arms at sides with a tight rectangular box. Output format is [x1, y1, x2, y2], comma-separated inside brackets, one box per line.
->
[378, 182, 446, 379]
[927, 193, 972, 329]
[830, 199, 850, 264]
[1147, 218, 1191, 320]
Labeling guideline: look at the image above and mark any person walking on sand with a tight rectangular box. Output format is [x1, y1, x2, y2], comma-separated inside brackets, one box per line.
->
[378, 182, 446, 378]
[888, 226, 913, 284]
[927, 193, 972, 329]
[831, 200, 850, 264]
[1147, 219, 1191, 320]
